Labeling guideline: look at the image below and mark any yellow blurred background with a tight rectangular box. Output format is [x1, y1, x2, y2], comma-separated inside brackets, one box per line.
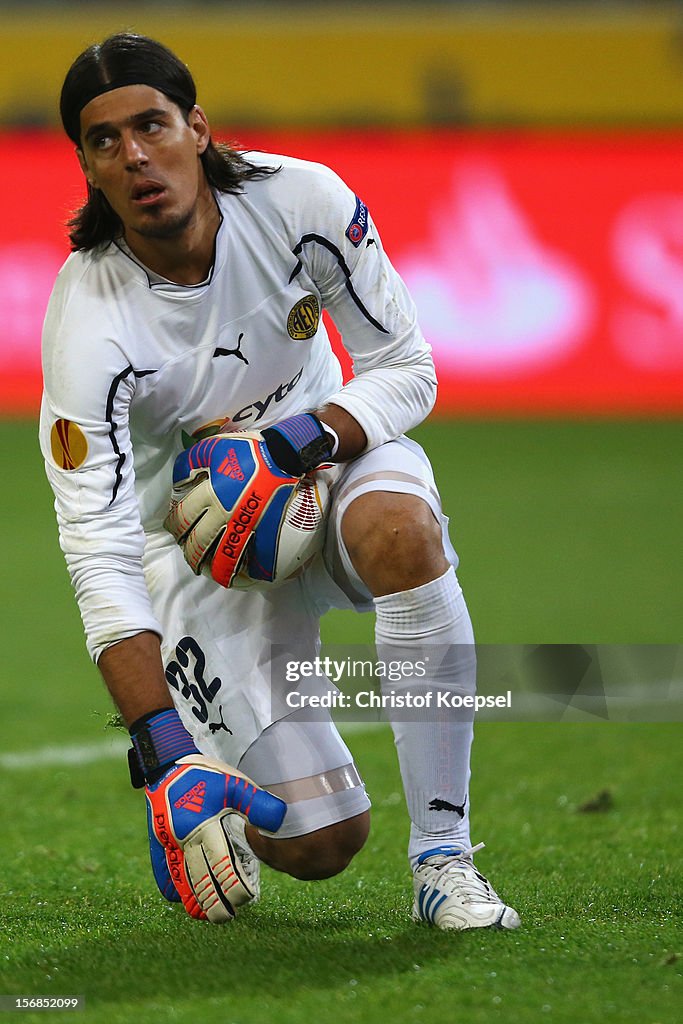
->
[2, 2, 683, 129]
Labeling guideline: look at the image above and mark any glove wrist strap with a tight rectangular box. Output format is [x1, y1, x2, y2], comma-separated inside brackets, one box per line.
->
[262, 413, 333, 475]
[128, 707, 199, 788]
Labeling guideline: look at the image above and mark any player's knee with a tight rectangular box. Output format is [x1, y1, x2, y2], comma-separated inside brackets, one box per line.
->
[286, 811, 370, 881]
[342, 492, 447, 595]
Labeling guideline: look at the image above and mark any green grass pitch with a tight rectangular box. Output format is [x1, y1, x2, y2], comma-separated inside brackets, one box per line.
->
[0, 418, 681, 1024]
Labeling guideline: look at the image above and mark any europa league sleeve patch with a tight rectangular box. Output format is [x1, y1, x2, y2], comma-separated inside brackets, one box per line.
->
[345, 195, 370, 248]
[50, 418, 89, 470]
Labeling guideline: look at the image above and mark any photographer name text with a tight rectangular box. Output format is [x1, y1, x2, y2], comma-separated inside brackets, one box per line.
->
[285, 690, 513, 710]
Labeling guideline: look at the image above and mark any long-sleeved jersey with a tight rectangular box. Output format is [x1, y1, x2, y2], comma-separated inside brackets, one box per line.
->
[40, 154, 436, 683]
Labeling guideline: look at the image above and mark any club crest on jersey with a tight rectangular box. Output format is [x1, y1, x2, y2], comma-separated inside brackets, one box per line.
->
[345, 196, 369, 248]
[50, 419, 88, 470]
[287, 294, 320, 340]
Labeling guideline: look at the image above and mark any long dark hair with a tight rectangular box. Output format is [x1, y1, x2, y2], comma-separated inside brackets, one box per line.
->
[60, 33, 278, 252]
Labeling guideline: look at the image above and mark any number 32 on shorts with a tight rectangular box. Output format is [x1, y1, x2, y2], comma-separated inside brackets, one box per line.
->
[165, 636, 222, 724]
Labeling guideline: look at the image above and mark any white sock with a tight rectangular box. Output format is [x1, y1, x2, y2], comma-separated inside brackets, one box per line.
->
[374, 566, 476, 869]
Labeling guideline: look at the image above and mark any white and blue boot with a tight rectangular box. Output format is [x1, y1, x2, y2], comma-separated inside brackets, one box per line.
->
[412, 843, 521, 930]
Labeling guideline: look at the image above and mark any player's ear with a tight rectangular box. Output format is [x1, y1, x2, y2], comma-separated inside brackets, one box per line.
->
[189, 105, 211, 156]
[76, 147, 98, 189]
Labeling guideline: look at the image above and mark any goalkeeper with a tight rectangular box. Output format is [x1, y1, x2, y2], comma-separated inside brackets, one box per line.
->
[39, 33, 519, 931]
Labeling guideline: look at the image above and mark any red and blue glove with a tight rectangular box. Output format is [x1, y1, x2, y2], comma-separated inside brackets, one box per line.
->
[129, 708, 287, 922]
[164, 413, 334, 587]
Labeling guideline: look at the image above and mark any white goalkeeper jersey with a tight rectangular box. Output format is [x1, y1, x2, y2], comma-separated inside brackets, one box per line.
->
[39, 153, 436, 756]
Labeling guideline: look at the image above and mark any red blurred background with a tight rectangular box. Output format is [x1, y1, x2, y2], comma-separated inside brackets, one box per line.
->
[3, 129, 683, 416]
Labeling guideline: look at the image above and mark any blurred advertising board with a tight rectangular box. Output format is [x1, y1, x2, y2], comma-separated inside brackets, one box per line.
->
[2, 130, 683, 416]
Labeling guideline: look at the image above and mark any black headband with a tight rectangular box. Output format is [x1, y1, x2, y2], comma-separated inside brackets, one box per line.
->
[66, 74, 194, 143]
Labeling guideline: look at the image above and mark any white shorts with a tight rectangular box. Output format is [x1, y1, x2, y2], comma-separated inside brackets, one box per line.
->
[237, 708, 369, 838]
[146, 435, 457, 837]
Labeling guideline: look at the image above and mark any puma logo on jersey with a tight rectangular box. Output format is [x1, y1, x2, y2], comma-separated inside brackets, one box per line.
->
[213, 332, 249, 365]
[429, 798, 466, 816]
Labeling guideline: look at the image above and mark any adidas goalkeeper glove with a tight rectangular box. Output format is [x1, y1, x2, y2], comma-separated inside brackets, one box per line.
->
[164, 413, 334, 587]
[129, 708, 287, 922]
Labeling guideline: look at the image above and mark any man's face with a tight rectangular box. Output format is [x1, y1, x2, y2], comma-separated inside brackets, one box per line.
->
[77, 84, 211, 241]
